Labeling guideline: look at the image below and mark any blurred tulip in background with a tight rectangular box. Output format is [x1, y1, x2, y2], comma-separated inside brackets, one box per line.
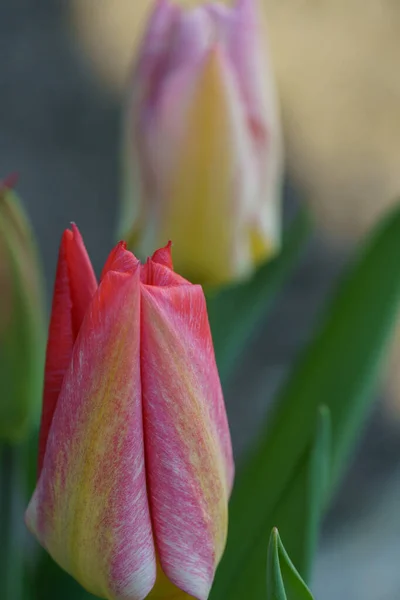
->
[0, 177, 45, 442]
[70, 0, 400, 414]
[26, 226, 234, 600]
[120, 0, 283, 286]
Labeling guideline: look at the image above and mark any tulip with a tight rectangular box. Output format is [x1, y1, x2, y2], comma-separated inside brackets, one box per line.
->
[26, 225, 234, 600]
[121, 0, 283, 286]
[0, 176, 45, 441]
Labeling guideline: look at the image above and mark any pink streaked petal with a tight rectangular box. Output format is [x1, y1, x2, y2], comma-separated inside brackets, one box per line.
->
[141, 246, 188, 288]
[100, 241, 140, 280]
[27, 268, 156, 600]
[146, 6, 221, 143]
[227, 0, 269, 147]
[151, 241, 173, 270]
[204, 2, 232, 36]
[140, 242, 182, 286]
[67, 224, 98, 334]
[132, 64, 199, 231]
[165, 7, 215, 76]
[229, 0, 283, 250]
[142, 62, 200, 183]
[136, 0, 180, 77]
[140, 283, 234, 600]
[159, 42, 259, 282]
[134, 0, 181, 111]
[38, 226, 97, 477]
[141, 261, 188, 288]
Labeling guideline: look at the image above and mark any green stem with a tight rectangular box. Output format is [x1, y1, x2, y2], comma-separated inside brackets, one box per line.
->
[207, 207, 312, 384]
[0, 442, 25, 600]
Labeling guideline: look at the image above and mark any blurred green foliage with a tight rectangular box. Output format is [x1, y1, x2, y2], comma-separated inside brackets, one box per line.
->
[0, 188, 45, 442]
[211, 202, 400, 599]
[207, 208, 311, 384]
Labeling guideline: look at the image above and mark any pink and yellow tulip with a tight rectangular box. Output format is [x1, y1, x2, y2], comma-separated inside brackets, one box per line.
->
[121, 0, 283, 286]
[26, 226, 234, 600]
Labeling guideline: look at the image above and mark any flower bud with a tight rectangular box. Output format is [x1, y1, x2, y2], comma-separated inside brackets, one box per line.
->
[121, 0, 283, 286]
[0, 177, 45, 442]
[26, 226, 234, 600]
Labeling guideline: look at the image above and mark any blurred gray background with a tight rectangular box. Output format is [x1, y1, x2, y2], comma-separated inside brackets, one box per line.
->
[1, 2, 400, 598]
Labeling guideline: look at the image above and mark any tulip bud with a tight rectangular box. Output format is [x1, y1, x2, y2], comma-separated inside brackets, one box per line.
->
[26, 226, 234, 600]
[121, 0, 283, 286]
[0, 177, 45, 442]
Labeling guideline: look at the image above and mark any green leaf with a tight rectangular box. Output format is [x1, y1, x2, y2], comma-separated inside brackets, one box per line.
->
[270, 406, 330, 580]
[212, 202, 400, 598]
[0, 443, 27, 600]
[206, 208, 311, 383]
[0, 189, 46, 442]
[267, 529, 314, 600]
[32, 551, 98, 600]
[215, 407, 329, 600]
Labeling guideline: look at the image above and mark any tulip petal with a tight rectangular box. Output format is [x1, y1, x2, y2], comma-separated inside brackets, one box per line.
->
[27, 265, 156, 600]
[227, 0, 268, 138]
[150, 241, 173, 270]
[165, 7, 215, 76]
[141, 244, 189, 288]
[228, 0, 283, 253]
[101, 240, 140, 280]
[38, 225, 97, 476]
[140, 282, 234, 600]
[134, 0, 181, 112]
[155, 45, 261, 284]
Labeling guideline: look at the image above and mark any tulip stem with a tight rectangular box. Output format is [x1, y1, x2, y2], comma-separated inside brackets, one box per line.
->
[0, 443, 25, 600]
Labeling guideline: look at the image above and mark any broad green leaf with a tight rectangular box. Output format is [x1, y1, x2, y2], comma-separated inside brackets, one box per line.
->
[0, 443, 27, 600]
[207, 208, 311, 383]
[0, 189, 45, 442]
[212, 202, 400, 598]
[216, 407, 329, 600]
[270, 406, 330, 579]
[267, 529, 314, 600]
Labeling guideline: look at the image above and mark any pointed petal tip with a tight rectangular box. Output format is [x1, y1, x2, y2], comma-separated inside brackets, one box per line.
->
[61, 228, 73, 244]
[38, 224, 97, 478]
[69, 224, 91, 250]
[63, 223, 85, 247]
[101, 241, 139, 280]
[143, 0, 181, 50]
[1, 172, 19, 191]
[68, 222, 81, 240]
[151, 241, 174, 270]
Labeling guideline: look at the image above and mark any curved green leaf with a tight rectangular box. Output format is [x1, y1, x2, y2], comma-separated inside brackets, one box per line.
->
[212, 202, 400, 598]
[269, 406, 330, 580]
[267, 529, 314, 600]
[217, 407, 329, 600]
[207, 208, 311, 383]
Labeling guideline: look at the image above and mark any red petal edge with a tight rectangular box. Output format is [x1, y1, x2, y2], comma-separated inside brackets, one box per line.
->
[151, 241, 173, 270]
[38, 225, 97, 478]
